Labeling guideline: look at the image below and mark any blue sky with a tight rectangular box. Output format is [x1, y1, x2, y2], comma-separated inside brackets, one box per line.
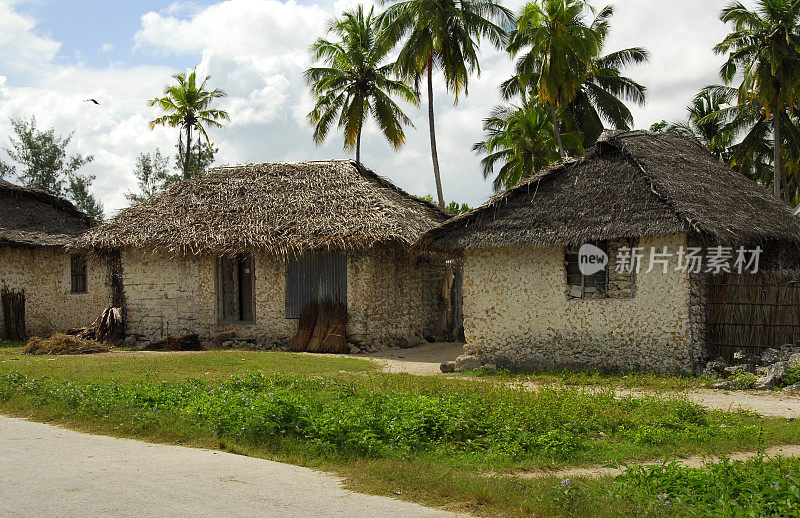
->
[6, 1, 211, 75]
[0, 0, 735, 217]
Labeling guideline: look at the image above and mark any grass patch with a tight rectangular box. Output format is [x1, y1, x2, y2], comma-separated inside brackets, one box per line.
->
[0, 340, 23, 349]
[1, 354, 797, 516]
[544, 455, 800, 517]
[461, 367, 714, 391]
[0, 349, 377, 382]
[1, 371, 798, 469]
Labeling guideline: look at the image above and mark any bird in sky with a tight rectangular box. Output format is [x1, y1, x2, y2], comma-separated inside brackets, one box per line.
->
[83, 99, 100, 105]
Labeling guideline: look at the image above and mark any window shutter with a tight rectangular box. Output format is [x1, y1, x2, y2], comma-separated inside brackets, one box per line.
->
[239, 255, 255, 322]
[220, 256, 240, 321]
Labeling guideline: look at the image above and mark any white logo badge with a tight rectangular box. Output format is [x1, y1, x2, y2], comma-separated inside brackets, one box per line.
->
[578, 243, 608, 276]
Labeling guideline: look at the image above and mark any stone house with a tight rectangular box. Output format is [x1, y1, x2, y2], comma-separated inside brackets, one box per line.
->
[73, 160, 449, 348]
[0, 180, 110, 338]
[419, 131, 800, 373]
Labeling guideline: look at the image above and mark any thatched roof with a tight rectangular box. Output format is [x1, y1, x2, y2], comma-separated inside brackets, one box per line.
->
[74, 160, 449, 256]
[0, 180, 95, 247]
[420, 131, 800, 252]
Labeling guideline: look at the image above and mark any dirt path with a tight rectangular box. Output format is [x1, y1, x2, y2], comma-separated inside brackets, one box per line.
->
[0, 415, 462, 518]
[357, 342, 464, 375]
[504, 443, 800, 480]
[357, 343, 800, 419]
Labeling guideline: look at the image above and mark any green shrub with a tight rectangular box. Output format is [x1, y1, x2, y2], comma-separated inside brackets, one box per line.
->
[728, 371, 758, 390]
[610, 456, 800, 515]
[778, 365, 800, 388]
[0, 372, 770, 464]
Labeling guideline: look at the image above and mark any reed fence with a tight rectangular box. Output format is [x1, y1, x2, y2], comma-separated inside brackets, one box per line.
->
[706, 270, 800, 360]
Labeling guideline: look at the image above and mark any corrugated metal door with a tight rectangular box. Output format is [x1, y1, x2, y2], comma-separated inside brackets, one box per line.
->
[285, 251, 346, 318]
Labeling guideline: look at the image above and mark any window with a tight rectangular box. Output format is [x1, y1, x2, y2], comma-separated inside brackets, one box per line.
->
[217, 254, 255, 322]
[565, 241, 608, 298]
[70, 254, 87, 294]
[285, 251, 346, 318]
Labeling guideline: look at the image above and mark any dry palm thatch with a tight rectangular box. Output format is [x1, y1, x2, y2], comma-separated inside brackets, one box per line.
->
[291, 301, 319, 351]
[307, 300, 335, 353]
[0, 180, 95, 247]
[23, 334, 109, 355]
[318, 302, 348, 354]
[68, 307, 124, 344]
[419, 131, 800, 252]
[72, 161, 449, 257]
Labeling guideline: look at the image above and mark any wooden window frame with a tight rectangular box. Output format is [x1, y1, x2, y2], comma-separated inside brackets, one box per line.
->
[565, 241, 609, 299]
[70, 254, 88, 294]
[216, 254, 256, 324]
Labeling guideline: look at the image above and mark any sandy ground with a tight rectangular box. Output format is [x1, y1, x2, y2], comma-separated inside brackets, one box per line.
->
[355, 342, 465, 375]
[353, 343, 800, 419]
[507, 443, 800, 480]
[0, 415, 462, 518]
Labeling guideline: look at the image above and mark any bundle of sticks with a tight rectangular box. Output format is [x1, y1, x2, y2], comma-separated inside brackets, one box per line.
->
[1, 285, 25, 341]
[291, 300, 347, 353]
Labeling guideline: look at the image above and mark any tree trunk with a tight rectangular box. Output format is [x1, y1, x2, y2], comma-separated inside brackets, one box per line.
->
[773, 101, 782, 200]
[427, 62, 445, 209]
[196, 141, 203, 174]
[356, 127, 361, 165]
[550, 103, 566, 158]
[183, 125, 192, 180]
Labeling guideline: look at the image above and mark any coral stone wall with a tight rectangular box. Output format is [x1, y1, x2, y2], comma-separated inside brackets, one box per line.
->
[347, 245, 444, 347]
[461, 234, 695, 372]
[0, 246, 111, 338]
[122, 246, 444, 348]
[121, 248, 293, 344]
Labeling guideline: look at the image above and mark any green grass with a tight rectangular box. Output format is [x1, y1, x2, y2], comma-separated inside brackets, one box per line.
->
[460, 367, 715, 391]
[1, 351, 797, 516]
[0, 349, 377, 382]
[0, 340, 23, 349]
[550, 455, 800, 517]
[2, 365, 800, 517]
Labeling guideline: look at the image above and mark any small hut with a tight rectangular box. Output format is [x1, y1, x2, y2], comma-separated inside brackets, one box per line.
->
[419, 131, 800, 372]
[0, 180, 109, 338]
[74, 160, 450, 349]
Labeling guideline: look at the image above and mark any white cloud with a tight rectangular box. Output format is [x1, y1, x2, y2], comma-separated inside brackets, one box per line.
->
[0, 0, 745, 217]
[101, 42, 114, 53]
[0, 1, 60, 75]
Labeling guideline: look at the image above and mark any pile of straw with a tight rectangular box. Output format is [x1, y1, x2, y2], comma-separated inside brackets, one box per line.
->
[23, 334, 109, 355]
[291, 300, 348, 354]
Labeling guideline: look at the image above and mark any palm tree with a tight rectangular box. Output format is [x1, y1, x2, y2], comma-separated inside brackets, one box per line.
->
[305, 6, 418, 165]
[473, 101, 583, 190]
[669, 86, 737, 161]
[503, 5, 648, 148]
[507, 0, 604, 158]
[378, 0, 513, 207]
[702, 85, 800, 202]
[715, 0, 800, 201]
[149, 70, 229, 180]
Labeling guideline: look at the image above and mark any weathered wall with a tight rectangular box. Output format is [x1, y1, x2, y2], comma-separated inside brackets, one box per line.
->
[347, 245, 445, 347]
[121, 249, 294, 344]
[0, 246, 111, 338]
[122, 246, 444, 348]
[461, 234, 695, 372]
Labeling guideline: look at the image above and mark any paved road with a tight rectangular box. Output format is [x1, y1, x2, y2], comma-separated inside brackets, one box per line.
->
[0, 416, 460, 518]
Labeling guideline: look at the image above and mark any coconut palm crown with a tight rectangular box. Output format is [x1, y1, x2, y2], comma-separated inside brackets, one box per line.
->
[305, 5, 418, 164]
[148, 70, 229, 180]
